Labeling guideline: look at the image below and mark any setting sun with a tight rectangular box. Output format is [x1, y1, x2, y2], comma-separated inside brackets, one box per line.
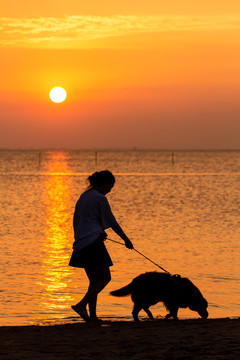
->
[49, 87, 67, 103]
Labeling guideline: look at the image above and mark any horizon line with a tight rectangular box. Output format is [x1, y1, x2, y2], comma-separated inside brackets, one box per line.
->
[0, 148, 239, 152]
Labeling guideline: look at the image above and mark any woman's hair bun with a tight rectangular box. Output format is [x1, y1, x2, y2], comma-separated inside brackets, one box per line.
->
[88, 171, 100, 187]
[88, 170, 115, 187]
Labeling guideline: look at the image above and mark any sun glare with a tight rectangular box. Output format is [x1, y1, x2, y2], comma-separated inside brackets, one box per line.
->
[49, 87, 67, 103]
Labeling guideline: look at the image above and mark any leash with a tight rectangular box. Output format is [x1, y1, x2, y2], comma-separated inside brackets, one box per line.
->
[106, 238, 170, 274]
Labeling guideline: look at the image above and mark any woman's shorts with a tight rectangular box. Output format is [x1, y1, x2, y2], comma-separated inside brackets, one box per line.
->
[69, 238, 113, 268]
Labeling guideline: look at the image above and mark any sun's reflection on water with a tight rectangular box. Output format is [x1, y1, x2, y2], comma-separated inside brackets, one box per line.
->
[38, 151, 74, 319]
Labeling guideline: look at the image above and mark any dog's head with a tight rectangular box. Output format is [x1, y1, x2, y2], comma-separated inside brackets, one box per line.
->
[189, 297, 208, 319]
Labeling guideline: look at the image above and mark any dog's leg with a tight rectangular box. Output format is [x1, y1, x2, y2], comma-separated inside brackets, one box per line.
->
[132, 303, 142, 321]
[143, 306, 153, 319]
[165, 305, 179, 320]
[172, 307, 179, 320]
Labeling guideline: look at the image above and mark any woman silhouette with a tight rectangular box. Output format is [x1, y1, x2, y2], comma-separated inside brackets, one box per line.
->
[69, 170, 133, 322]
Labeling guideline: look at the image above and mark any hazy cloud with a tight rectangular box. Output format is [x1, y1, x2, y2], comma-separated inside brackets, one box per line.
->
[1, 15, 240, 47]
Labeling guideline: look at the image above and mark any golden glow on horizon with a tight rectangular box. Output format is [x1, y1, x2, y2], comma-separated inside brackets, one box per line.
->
[1, 1, 240, 149]
[49, 87, 67, 103]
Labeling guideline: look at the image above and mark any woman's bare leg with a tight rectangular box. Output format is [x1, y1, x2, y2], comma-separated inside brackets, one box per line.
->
[75, 266, 111, 321]
[88, 294, 98, 320]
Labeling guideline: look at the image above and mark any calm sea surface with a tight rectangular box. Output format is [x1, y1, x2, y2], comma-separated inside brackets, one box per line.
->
[0, 150, 239, 325]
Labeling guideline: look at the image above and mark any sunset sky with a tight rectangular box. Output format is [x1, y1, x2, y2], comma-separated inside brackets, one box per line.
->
[1, 1, 240, 149]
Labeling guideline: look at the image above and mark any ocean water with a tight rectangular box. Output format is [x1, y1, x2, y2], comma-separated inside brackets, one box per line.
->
[0, 150, 239, 325]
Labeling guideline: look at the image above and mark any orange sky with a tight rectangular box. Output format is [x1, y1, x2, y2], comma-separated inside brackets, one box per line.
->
[1, 1, 240, 149]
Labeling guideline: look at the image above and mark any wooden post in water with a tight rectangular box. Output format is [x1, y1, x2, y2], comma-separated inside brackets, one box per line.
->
[171, 151, 175, 165]
[95, 151, 98, 166]
[38, 152, 42, 167]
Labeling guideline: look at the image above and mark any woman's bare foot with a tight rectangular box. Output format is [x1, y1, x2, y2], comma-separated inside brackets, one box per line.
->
[90, 316, 103, 323]
[71, 305, 90, 322]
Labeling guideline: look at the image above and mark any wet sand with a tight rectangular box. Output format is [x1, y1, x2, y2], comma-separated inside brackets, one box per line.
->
[1, 318, 240, 360]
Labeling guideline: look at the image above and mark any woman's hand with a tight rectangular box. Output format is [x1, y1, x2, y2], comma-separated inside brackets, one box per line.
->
[125, 239, 134, 249]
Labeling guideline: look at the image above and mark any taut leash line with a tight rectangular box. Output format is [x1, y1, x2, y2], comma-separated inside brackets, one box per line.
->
[132, 248, 170, 274]
[106, 238, 170, 274]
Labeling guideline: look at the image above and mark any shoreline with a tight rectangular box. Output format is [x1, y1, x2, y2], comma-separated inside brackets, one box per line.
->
[1, 318, 240, 359]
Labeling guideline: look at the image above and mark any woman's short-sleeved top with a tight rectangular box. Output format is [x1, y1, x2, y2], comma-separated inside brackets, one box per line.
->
[73, 190, 118, 250]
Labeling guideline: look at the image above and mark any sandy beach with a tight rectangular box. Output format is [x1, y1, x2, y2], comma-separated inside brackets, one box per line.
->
[1, 318, 239, 360]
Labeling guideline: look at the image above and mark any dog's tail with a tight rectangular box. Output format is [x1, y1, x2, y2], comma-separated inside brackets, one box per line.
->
[110, 282, 133, 297]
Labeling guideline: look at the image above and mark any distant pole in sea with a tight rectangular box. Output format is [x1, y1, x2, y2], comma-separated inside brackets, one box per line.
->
[171, 152, 175, 165]
[95, 151, 98, 166]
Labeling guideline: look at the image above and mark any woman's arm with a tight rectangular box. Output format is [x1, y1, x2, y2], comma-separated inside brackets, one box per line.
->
[111, 224, 133, 249]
